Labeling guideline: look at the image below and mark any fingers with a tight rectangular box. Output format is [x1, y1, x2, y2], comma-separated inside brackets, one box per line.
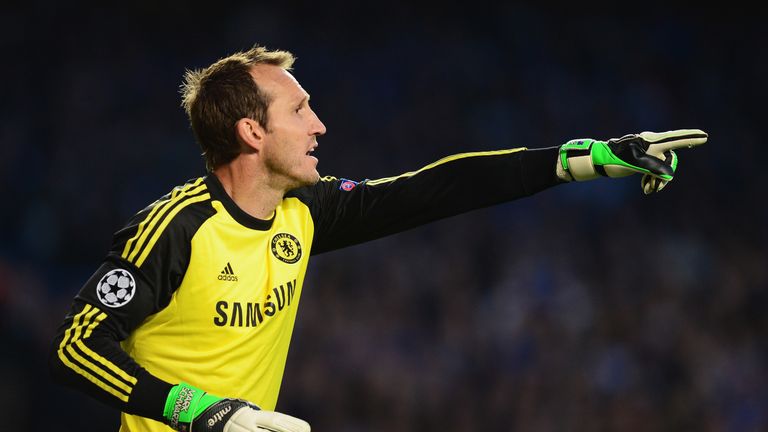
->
[640, 150, 676, 194]
[628, 141, 674, 179]
[641, 174, 668, 194]
[227, 407, 311, 432]
[639, 129, 707, 157]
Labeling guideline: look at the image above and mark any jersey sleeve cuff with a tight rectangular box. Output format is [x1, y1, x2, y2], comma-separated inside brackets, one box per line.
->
[125, 369, 174, 421]
[516, 146, 565, 195]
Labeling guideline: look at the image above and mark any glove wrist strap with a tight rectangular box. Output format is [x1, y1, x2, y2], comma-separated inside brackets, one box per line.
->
[559, 138, 602, 181]
[163, 383, 222, 431]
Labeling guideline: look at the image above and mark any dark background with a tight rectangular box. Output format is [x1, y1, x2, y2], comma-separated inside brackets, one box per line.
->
[2, 2, 766, 431]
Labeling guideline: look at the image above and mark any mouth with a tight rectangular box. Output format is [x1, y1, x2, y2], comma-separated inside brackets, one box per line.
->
[306, 144, 318, 157]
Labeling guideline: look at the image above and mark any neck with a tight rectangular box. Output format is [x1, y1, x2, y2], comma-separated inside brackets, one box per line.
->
[213, 161, 284, 220]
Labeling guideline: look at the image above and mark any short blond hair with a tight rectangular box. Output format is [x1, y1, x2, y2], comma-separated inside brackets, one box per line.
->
[180, 45, 295, 171]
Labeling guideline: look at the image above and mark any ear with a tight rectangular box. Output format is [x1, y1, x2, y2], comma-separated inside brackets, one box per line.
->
[235, 118, 266, 152]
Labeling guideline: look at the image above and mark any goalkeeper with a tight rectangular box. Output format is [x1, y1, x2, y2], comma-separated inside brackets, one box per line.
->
[49, 45, 707, 432]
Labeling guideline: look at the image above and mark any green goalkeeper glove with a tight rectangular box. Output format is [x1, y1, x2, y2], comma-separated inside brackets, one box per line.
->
[558, 129, 708, 194]
[163, 383, 310, 432]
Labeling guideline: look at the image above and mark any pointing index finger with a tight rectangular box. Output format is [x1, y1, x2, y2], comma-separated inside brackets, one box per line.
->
[640, 129, 708, 157]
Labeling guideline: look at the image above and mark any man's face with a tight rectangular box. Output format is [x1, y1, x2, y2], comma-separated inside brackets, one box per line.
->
[251, 64, 327, 191]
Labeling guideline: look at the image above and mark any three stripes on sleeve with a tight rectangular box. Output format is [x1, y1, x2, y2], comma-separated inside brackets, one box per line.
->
[57, 304, 138, 402]
[121, 177, 210, 268]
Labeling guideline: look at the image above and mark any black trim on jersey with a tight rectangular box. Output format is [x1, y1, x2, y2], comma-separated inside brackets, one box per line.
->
[129, 186, 211, 266]
[67, 343, 135, 389]
[206, 174, 275, 231]
[126, 370, 174, 420]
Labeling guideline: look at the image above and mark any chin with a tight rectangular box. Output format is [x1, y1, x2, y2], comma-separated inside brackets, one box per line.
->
[306, 172, 321, 186]
[290, 171, 320, 189]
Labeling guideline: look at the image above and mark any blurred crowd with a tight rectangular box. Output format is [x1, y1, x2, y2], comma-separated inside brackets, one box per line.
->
[2, 2, 766, 431]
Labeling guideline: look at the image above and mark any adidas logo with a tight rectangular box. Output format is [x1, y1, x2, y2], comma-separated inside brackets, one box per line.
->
[217, 262, 239, 282]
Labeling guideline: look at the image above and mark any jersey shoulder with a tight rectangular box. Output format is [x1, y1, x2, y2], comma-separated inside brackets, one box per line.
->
[286, 175, 359, 204]
[112, 176, 216, 268]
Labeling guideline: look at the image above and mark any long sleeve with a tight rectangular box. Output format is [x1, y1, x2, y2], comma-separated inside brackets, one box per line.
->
[50, 288, 173, 419]
[49, 177, 214, 421]
[290, 146, 562, 254]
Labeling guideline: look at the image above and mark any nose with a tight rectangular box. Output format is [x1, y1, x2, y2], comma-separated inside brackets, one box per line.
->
[310, 109, 327, 136]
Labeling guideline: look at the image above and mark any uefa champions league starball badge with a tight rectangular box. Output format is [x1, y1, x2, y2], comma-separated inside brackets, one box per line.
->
[96, 269, 136, 308]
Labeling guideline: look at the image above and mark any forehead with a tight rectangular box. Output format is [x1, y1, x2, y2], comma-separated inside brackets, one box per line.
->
[249, 64, 306, 102]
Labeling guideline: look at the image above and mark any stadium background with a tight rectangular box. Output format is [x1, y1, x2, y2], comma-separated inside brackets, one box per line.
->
[2, 2, 765, 431]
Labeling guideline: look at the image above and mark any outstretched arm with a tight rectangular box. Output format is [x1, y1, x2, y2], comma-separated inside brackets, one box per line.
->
[299, 146, 561, 254]
[300, 129, 707, 254]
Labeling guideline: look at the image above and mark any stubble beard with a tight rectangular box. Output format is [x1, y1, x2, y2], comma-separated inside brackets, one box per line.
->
[264, 153, 319, 192]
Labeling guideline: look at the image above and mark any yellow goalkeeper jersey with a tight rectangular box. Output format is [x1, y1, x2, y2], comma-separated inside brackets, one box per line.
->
[49, 147, 560, 431]
[118, 177, 314, 431]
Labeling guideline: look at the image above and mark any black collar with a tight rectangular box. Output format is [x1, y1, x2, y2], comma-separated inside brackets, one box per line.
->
[205, 174, 275, 231]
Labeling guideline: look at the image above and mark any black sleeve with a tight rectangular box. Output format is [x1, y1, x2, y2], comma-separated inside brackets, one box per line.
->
[295, 147, 562, 254]
[49, 194, 212, 421]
